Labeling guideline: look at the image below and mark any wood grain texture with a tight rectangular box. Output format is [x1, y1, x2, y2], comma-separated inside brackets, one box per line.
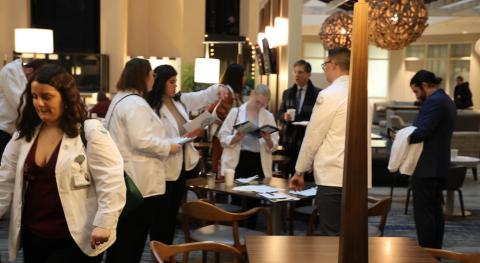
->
[246, 236, 438, 263]
[339, 0, 370, 262]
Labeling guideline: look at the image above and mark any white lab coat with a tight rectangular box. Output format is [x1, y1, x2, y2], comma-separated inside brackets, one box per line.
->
[158, 84, 220, 181]
[0, 119, 126, 261]
[219, 103, 279, 178]
[0, 59, 27, 134]
[104, 92, 171, 197]
[388, 126, 423, 176]
[295, 75, 372, 188]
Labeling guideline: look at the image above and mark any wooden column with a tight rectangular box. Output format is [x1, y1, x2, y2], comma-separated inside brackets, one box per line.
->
[339, 0, 369, 263]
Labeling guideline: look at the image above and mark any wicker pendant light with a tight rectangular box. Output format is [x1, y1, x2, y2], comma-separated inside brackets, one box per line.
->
[318, 11, 353, 50]
[368, 0, 428, 50]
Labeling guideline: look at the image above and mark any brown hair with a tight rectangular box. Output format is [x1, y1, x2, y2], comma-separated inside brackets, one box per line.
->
[116, 58, 152, 96]
[17, 64, 87, 141]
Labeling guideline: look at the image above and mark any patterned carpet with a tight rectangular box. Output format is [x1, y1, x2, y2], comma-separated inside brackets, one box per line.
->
[1, 172, 479, 262]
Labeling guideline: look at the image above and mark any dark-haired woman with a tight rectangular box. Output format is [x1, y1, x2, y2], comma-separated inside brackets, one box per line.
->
[207, 63, 245, 174]
[0, 64, 126, 262]
[104, 59, 181, 262]
[146, 64, 225, 244]
[408, 69, 456, 249]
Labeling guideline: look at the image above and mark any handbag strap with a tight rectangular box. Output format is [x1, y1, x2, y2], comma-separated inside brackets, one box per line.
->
[106, 93, 142, 130]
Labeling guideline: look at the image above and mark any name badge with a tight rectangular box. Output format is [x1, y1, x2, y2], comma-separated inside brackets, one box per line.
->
[71, 156, 90, 188]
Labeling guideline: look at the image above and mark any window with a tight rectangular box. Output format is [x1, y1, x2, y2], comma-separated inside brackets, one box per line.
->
[303, 42, 389, 98]
[405, 43, 472, 94]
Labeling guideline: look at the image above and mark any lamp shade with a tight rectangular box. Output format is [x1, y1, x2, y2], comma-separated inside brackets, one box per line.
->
[265, 26, 277, 48]
[274, 17, 288, 46]
[14, 28, 54, 54]
[194, 58, 220, 83]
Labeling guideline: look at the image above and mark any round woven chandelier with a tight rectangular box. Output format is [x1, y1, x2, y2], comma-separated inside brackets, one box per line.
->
[368, 0, 428, 50]
[318, 11, 353, 50]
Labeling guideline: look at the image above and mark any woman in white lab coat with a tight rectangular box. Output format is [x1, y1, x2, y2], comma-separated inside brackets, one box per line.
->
[104, 59, 181, 263]
[0, 64, 126, 263]
[219, 84, 279, 179]
[146, 64, 224, 244]
[218, 85, 279, 228]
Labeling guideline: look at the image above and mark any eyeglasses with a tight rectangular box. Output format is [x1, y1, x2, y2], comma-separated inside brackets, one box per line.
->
[321, 60, 333, 71]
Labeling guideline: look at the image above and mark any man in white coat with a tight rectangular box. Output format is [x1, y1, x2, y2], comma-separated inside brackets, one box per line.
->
[289, 47, 350, 236]
[0, 59, 45, 160]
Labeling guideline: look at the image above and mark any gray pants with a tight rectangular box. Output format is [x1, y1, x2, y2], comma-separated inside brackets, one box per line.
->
[314, 185, 343, 236]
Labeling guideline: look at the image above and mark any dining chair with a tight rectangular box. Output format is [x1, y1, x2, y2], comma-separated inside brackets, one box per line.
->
[150, 240, 243, 263]
[404, 166, 467, 216]
[423, 248, 480, 263]
[306, 197, 392, 237]
[181, 199, 272, 253]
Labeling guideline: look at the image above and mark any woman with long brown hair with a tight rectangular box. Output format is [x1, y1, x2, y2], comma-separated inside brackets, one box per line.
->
[0, 64, 126, 262]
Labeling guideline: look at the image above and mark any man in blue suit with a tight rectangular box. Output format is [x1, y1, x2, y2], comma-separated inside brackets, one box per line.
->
[409, 70, 457, 249]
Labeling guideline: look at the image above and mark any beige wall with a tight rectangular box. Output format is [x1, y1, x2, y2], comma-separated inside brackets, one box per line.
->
[0, 0, 29, 64]
[388, 34, 480, 109]
[127, 0, 204, 66]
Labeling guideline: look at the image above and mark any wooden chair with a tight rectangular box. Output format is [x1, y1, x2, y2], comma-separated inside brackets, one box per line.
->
[423, 248, 480, 263]
[150, 240, 243, 263]
[181, 200, 272, 253]
[306, 197, 392, 237]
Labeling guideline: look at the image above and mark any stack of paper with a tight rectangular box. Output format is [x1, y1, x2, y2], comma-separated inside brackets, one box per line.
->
[232, 185, 281, 193]
[235, 175, 259, 184]
[258, 192, 299, 202]
[289, 187, 317, 197]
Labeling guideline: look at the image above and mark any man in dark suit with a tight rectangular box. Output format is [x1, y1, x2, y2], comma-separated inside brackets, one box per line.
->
[278, 60, 321, 180]
[453, 76, 473, 109]
[409, 70, 457, 249]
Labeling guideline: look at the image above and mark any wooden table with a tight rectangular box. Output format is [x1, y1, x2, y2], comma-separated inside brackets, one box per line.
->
[246, 236, 437, 263]
[186, 177, 313, 234]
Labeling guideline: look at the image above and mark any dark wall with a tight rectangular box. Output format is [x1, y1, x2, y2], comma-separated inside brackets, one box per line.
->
[31, 0, 100, 53]
[205, 0, 240, 36]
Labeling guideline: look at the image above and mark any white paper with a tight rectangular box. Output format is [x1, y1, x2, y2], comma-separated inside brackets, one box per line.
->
[173, 137, 195, 145]
[183, 110, 216, 133]
[291, 121, 309, 126]
[289, 187, 317, 197]
[258, 192, 299, 202]
[371, 133, 382, 139]
[235, 175, 259, 184]
[232, 185, 282, 193]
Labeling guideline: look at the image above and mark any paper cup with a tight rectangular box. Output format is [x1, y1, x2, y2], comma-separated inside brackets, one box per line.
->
[451, 149, 458, 161]
[287, 109, 296, 121]
[224, 169, 235, 186]
[206, 172, 216, 188]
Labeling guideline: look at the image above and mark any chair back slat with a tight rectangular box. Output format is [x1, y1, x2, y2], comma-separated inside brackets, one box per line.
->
[150, 240, 243, 263]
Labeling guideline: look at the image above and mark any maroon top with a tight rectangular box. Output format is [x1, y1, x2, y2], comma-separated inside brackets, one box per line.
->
[89, 99, 111, 118]
[22, 136, 69, 238]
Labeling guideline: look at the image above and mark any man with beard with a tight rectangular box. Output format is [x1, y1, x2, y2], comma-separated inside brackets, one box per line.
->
[409, 70, 456, 248]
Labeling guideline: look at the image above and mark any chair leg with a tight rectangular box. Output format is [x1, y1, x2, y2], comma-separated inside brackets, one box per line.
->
[457, 189, 466, 217]
[215, 252, 220, 263]
[472, 167, 478, 181]
[288, 203, 294, 235]
[404, 187, 412, 215]
[390, 172, 396, 197]
[202, 251, 207, 263]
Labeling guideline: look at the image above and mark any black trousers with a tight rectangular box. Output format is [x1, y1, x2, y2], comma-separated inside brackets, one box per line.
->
[0, 129, 12, 164]
[232, 151, 264, 228]
[22, 228, 102, 263]
[149, 170, 187, 244]
[411, 177, 445, 248]
[106, 195, 161, 263]
[314, 185, 342, 236]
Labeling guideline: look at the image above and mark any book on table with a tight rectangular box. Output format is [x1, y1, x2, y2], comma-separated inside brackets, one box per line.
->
[233, 121, 279, 138]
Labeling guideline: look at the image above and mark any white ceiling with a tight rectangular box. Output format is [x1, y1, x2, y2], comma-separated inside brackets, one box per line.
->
[302, 0, 480, 36]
